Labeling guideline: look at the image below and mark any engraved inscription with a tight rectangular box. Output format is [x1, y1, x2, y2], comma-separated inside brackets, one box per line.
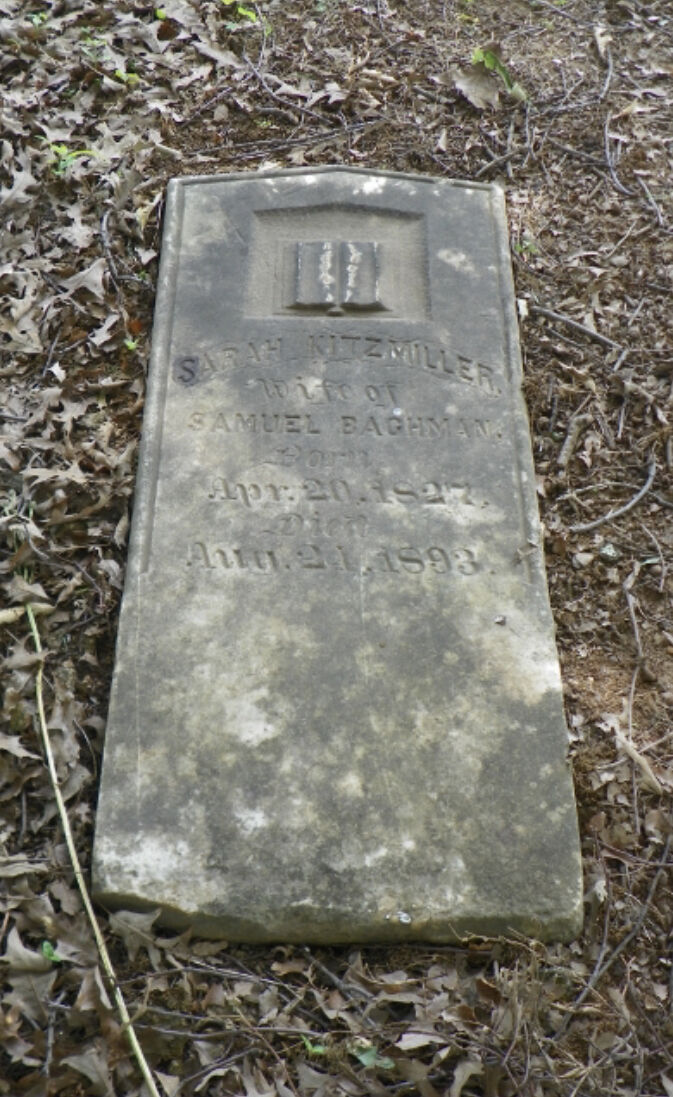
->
[188, 410, 503, 443]
[254, 378, 401, 407]
[188, 412, 322, 435]
[96, 172, 583, 945]
[207, 477, 482, 509]
[264, 447, 371, 469]
[261, 512, 368, 539]
[187, 541, 479, 577]
[294, 241, 384, 315]
[339, 415, 502, 440]
[171, 338, 503, 397]
[173, 355, 201, 385]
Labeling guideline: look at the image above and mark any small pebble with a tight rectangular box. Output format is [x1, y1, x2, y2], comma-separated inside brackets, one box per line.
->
[573, 552, 594, 569]
[598, 542, 620, 563]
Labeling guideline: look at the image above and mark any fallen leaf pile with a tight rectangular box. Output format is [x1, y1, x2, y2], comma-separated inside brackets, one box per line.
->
[1, 0, 673, 1094]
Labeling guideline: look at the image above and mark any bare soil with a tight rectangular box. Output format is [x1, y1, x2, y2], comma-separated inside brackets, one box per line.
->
[1, 1, 672, 1094]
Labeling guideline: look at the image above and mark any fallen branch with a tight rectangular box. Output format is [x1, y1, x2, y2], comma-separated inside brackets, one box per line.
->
[25, 605, 164, 1097]
[530, 305, 622, 350]
[570, 460, 657, 532]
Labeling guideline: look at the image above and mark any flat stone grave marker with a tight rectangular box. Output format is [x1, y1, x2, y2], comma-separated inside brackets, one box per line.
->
[93, 168, 582, 943]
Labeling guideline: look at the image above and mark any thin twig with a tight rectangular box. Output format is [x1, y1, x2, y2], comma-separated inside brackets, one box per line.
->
[603, 114, 636, 197]
[506, 116, 515, 180]
[475, 151, 516, 179]
[99, 210, 120, 292]
[570, 460, 656, 532]
[598, 47, 613, 102]
[243, 54, 330, 125]
[178, 84, 232, 126]
[557, 412, 593, 469]
[611, 348, 630, 372]
[25, 605, 164, 1097]
[604, 218, 640, 260]
[636, 175, 664, 227]
[560, 834, 672, 1029]
[525, 0, 589, 25]
[43, 1001, 56, 1078]
[623, 565, 643, 662]
[100, 210, 148, 289]
[543, 137, 604, 168]
[640, 521, 667, 592]
[530, 305, 622, 350]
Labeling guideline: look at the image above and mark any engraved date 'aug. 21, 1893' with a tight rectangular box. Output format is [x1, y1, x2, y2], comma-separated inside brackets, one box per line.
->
[186, 541, 479, 577]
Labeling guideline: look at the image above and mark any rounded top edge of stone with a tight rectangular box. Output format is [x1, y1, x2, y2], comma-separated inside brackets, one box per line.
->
[166, 166, 496, 196]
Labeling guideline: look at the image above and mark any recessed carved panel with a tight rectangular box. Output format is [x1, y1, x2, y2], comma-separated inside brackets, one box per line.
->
[247, 205, 429, 320]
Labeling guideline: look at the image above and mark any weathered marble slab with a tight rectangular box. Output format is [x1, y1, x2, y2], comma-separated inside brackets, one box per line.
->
[92, 168, 582, 943]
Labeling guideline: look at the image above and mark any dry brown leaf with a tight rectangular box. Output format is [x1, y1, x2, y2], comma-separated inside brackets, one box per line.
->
[0, 852, 47, 875]
[1, 927, 52, 973]
[62, 1041, 114, 1097]
[450, 1058, 484, 1097]
[58, 257, 109, 301]
[75, 966, 114, 1013]
[0, 733, 40, 760]
[3, 575, 51, 605]
[395, 1030, 447, 1050]
[397, 1058, 441, 1097]
[108, 907, 162, 963]
[452, 64, 500, 110]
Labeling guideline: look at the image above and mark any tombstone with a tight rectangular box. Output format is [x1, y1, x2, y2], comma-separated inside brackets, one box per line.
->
[92, 168, 582, 943]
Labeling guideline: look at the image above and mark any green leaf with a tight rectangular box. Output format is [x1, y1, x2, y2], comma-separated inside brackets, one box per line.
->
[220, 0, 258, 21]
[41, 940, 62, 963]
[301, 1034, 328, 1056]
[350, 1044, 395, 1070]
[471, 46, 526, 100]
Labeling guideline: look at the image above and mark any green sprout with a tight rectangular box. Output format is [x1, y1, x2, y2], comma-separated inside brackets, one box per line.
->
[457, 0, 478, 23]
[219, 0, 267, 30]
[220, 0, 258, 18]
[513, 238, 539, 256]
[44, 142, 100, 176]
[41, 941, 63, 964]
[27, 11, 49, 25]
[155, 7, 167, 18]
[300, 1035, 328, 1056]
[472, 46, 527, 101]
[114, 68, 141, 87]
[79, 27, 110, 60]
[124, 338, 139, 351]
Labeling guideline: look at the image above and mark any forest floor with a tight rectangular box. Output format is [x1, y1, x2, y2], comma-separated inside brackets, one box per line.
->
[2, 0, 673, 1094]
